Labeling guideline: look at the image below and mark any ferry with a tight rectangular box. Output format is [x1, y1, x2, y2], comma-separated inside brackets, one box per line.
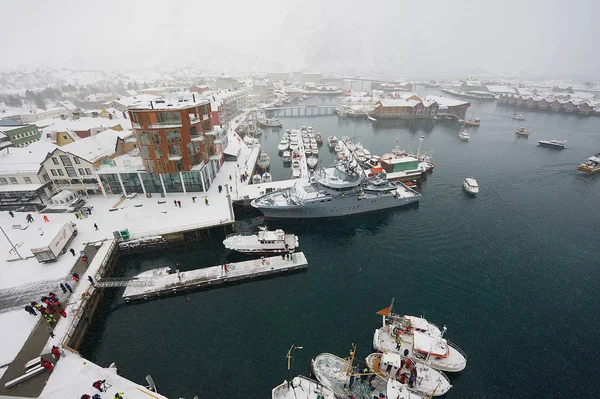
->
[223, 226, 299, 255]
[538, 139, 567, 149]
[256, 116, 283, 128]
[577, 153, 600, 174]
[251, 161, 421, 219]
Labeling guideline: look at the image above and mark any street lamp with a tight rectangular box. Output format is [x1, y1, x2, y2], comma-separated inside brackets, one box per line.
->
[0, 225, 23, 260]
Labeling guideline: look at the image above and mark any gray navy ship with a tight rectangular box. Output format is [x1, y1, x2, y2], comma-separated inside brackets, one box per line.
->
[251, 161, 421, 218]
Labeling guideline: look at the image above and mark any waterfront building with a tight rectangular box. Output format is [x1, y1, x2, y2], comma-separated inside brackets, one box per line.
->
[41, 129, 134, 196]
[372, 95, 439, 119]
[372, 81, 413, 91]
[461, 80, 485, 92]
[267, 72, 291, 82]
[0, 140, 58, 206]
[104, 94, 161, 112]
[125, 97, 223, 196]
[189, 85, 210, 94]
[18, 107, 69, 123]
[38, 117, 128, 146]
[423, 95, 470, 119]
[0, 123, 42, 147]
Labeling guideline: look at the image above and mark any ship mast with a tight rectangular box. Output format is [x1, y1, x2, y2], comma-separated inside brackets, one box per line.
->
[286, 344, 303, 387]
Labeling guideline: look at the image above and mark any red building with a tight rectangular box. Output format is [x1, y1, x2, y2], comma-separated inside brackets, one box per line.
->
[128, 98, 215, 174]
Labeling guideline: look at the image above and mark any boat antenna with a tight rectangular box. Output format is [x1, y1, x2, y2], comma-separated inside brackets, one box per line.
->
[286, 344, 303, 387]
[417, 136, 425, 158]
[345, 343, 357, 391]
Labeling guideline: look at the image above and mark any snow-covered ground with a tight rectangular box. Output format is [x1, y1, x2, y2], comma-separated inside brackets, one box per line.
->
[40, 350, 168, 399]
[0, 309, 39, 379]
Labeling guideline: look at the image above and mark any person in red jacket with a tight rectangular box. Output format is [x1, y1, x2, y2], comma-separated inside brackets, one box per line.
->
[51, 346, 61, 359]
[41, 358, 54, 372]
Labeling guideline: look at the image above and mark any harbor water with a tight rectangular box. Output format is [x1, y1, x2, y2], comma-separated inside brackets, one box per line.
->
[80, 89, 600, 398]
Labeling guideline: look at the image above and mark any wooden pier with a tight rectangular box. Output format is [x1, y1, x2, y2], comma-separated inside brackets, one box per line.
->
[122, 252, 308, 301]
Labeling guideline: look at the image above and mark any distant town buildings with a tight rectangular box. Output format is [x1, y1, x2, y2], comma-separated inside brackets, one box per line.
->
[0, 123, 42, 147]
[373, 94, 439, 119]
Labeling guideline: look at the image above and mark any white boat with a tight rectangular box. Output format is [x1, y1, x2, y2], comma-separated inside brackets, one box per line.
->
[366, 353, 452, 396]
[282, 151, 292, 163]
[301, 125, 307, 132]
[243, 135, 259, 147]
[515, 127, 529, 137]
[257, 153, 271, 171]
[458, 130, 470, 141]
[463, 178, 479, 195]
[354, 149, 367, 163]
[312, 351, 425, 399]
[252, 174, 262, 184]
[292, 168, 301, 179]
[315, 133, 323, 144]
[257, 116, 283, 127]
[262, 172, 272, 183]
[334, 142, 342, 153]
[307, 156, 318, 169]
[327, 136, 338, 148]
[577, 153, 600, 174]
[272, 375, 335, 399]
[311, 148, 319, 156]
[538, 139, 567, 149]
[223, 226, 298, 255]
[307, 126, 313, 133]
[513, 113, 525, 121]
[278, 137, 290, 151]
[305, 148, 312, 156]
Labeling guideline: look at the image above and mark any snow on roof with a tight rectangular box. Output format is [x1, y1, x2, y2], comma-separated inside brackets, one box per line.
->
[465, 80, 482, 86]
[0, 182, 44, 192]
[515, 88, 534, 96]
[0, 140, 57, 174]
[38, 117, 127, 132]
[61, 129, 131, 162]
[424, 95, 469, 107]
[96, 148, 145, 174]
[129, 97, 209, 111]
[125, 89, 138, 96]
[486, 85, 516, 94]
[108, 94, 161, 108]
[379, 99, 420, 107]
[0, 124, 29, 132]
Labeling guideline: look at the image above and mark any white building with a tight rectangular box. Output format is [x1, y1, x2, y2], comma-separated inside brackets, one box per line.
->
[0, 140, 58, 205]
[19, 107, 69, 123]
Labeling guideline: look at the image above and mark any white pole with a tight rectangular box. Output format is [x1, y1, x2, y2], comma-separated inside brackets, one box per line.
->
[96, 172, 107, 198]
[116, 172, 127, 197]
[179, 171, 187, 197]
[158, 174, 167, 197]
[0, 225, 22, 260]
[137, 172, 147, 197]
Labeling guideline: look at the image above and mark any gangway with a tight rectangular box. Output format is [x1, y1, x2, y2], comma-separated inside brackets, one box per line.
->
[95, 277, 155, 288]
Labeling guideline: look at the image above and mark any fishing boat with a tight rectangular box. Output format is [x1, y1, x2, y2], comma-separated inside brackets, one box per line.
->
[538, 139, 567, 149]
[373, 303, 467, 372]
[257, 153, 271, 171]
[462, 177, 479, 195]
[577, 153, 600, 174]
[223, 226, 298, 255]
[513, 113, 525, 121]
[307, 156, 318, 169]
[464, 117, 480, 127]
[271, 375, 335, 399]
[327, 136, 338, 149]
[282, 151, 292, 163]
[365, 353, 452, 396]
[312, 349, 425, 399]
[257, 116, 283, 128]
[515, 127, 529, 137]
[458, 130, 470, 141]
[262, 172, 272, 183]
[278, 137, 290, 151]
[315, 133, 323, 144]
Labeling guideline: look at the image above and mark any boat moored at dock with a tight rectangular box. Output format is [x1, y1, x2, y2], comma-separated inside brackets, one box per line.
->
[223, 226, 299, 255]
[272, 375, 335, 399]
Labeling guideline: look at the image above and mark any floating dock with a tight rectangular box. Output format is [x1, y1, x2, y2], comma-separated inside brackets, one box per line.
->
[122, 252, 308, 301]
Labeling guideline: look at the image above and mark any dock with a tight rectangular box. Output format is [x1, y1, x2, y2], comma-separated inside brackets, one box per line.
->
[122, 252, 308, 301]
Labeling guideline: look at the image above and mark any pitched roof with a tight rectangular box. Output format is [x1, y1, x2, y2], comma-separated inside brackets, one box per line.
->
[423, 95, 469, 107]
[60, 129, 131, 162]
[0, 140, 57, 174]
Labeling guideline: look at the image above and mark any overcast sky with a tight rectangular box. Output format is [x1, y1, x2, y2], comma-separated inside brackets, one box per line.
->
[1, 0, 598, 79]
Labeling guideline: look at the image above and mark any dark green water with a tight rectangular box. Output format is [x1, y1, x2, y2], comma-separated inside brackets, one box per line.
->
[80, 90, 600, 398]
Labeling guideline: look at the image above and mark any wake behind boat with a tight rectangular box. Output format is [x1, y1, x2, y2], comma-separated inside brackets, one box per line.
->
[251, 162, 421, 219]
[223, 226, 299, 255]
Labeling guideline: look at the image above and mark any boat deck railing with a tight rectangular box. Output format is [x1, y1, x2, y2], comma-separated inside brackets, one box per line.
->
[448, 340, 468, 361]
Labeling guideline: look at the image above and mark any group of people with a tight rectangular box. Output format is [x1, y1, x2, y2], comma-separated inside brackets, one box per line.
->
[74, 207, 94, 219]
[25, 292, 67, 326]
[239, 171, 250, 183]
[81, 380, 123, 399]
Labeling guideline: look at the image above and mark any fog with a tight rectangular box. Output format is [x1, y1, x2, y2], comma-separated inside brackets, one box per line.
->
[1, 0, 598, 78]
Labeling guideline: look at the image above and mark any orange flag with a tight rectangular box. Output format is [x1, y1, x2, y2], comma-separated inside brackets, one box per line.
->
[376, 306, 391, 316]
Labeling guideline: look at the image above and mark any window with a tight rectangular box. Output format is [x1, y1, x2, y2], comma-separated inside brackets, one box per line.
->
[74, 157, 80, 164]
[51, 169, 57, 176]
[0, 177, 7, 184]
[63, 135, 69, 140]
[78, 168, 84, 175]
[10, 177, 18, 184]
[165, 129, 181, 144]
[42, 173, 50, 181]
[52, 157, 59, 165]
[24, 177, 32, 183]
[65, 167, 77, 178]
[150, 130, 162, 145]
[169, 145, 181, 156]
[138, 131, 150, 145]
[156, 112, 181, 124]
[60, 155, 72, 166]
[57, 169, 64, 176]
[140, 146, 151, 159]
[190, 126, 197, 136]
[85, 168, 92, 175]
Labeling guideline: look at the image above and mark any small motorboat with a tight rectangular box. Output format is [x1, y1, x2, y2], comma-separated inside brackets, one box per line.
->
[334, 142, 342, 152]
[513, 113, 525, 121]
[307, 156, 318, 169]
[307, 126, 313, 133]
[311, 148, 319, 157]
[315, 133, 323, 144]
[257, 153, 271, 171]
[252, 174, 262, 184]
[282, 151, 292, 163]
[458, 130, 470, 141]
[271, 376, 335, 399]
[223, 226, 299, 255]
[516, 127, 530, 137]
[327, 136, 338, 148]
[278, 137, 290, 151]
[292, 168, 301, 179]
[262, 172, 272, 183]
[463, 177, 479, 195]
[577, 153, 600, 174]
[538, 139, 567, 149]
[464, 118, 481, 127]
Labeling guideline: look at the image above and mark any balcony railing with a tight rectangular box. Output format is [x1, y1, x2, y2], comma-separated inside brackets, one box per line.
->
[189, 116, 200, 124]
[132, 121, 182, 129]
[168, 154, 182, 161]
[191, 135, 204, 142]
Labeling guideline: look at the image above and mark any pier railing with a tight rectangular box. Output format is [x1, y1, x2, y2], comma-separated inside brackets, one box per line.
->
[127, 218, 234, 240]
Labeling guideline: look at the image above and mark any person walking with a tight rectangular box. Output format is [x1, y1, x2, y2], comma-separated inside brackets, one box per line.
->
[51, 345, 61, 359]
[65, 282, 73, 293]
[59, 308, 67, 318]
[94, 223, 98, 231]
[88, 275, 96, 286]
[228, 174, 232, 181]
[59, 283, 67, 293]
[25, 305, 37, 316]
[26, 213, 34, 223]
[218, 185, 222, 194]
[43, 215, 50, 223]
[174, 200, 177, 207]
[70, 248, 76, 256]
[114, 392, 124, 399]
[204, 196, 209, 206]
[72, 272, 80, 282]
[177, 200, 181, 208]
[8, 210, 14, 218]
